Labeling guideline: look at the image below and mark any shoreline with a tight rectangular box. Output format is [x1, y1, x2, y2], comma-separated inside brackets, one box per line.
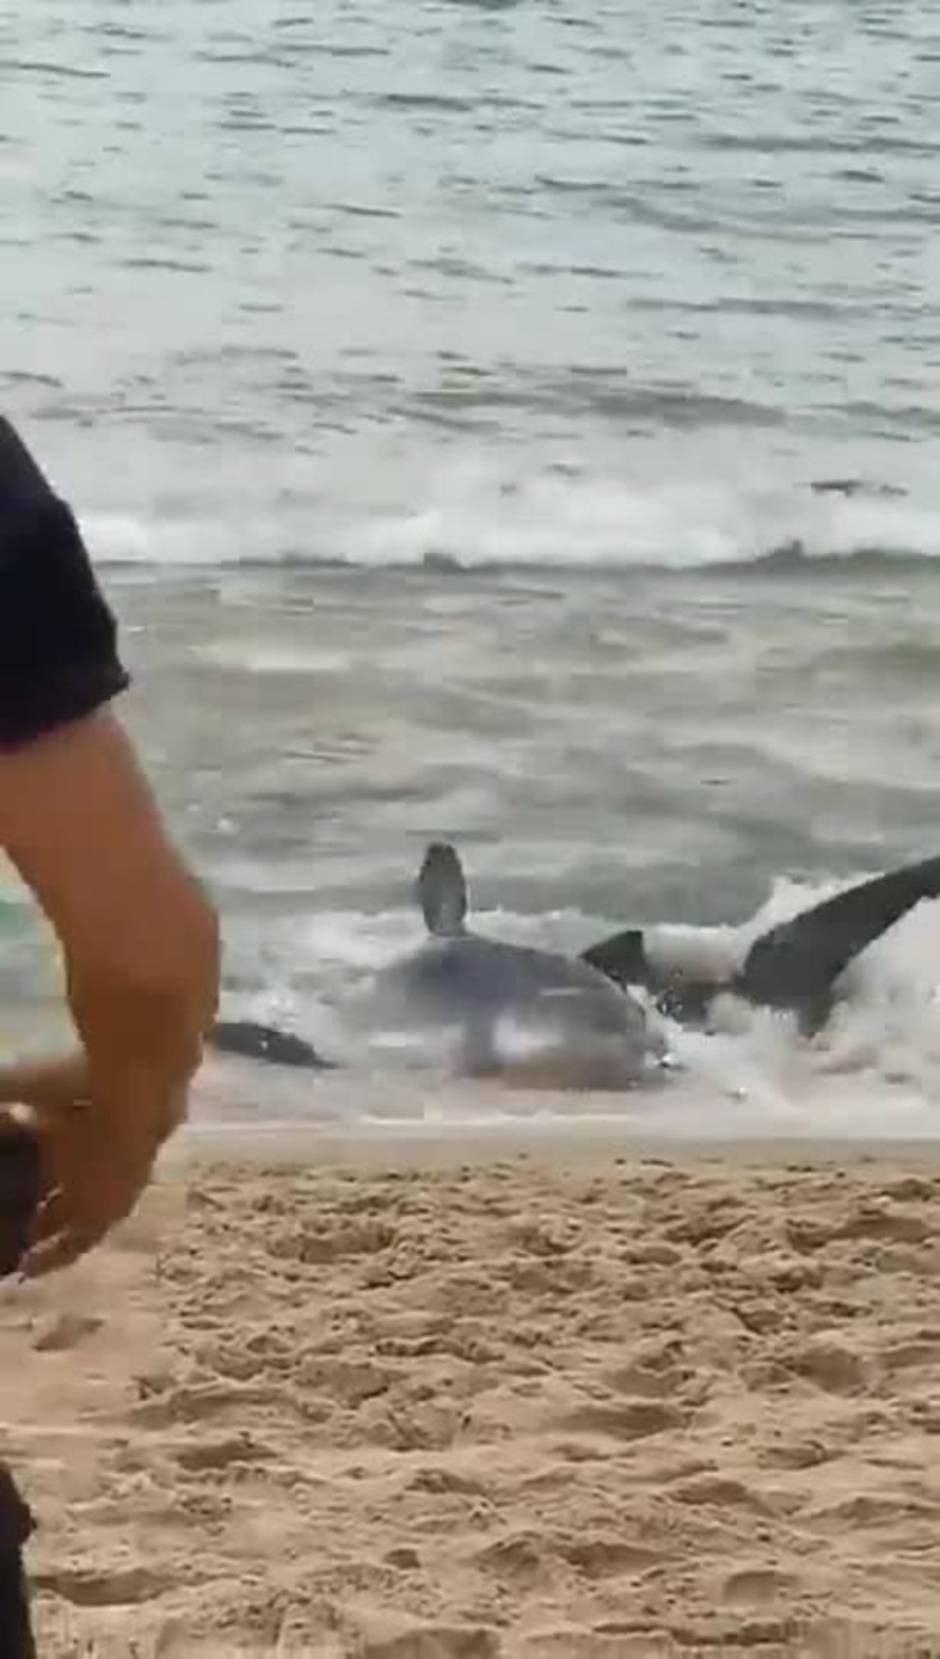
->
[171, 1119, 940, 1173]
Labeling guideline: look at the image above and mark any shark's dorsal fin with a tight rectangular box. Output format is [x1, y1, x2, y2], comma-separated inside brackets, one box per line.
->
[417, 842, 468, 936]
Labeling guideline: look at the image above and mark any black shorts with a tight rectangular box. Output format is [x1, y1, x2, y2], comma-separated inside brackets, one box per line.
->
[0, 1463, 36, 1658]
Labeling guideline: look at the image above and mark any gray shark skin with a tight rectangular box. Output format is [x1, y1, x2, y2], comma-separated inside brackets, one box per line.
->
[358, 842, 654, 1088]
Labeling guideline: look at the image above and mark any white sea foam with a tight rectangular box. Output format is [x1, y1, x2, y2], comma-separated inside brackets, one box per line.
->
[84, 450, 940, 574]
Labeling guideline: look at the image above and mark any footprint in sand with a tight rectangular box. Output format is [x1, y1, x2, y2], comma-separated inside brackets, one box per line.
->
[722, 1566, 799, 1605]
[556, 1398, 684, 1441]
[33, 1564, 172, 1607]
[352, 1618, 501, 1658]
[32, 1312, 103, 1352]
[783, 1335, 869, 1396]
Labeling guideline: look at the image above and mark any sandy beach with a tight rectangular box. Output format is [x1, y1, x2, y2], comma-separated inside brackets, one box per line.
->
[5, 1136, 940, 1657]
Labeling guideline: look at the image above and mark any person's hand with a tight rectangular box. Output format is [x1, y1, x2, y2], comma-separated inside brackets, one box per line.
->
[31, 1099, 179, 1279]
[0, 711, 218, 1277]
[0, 1058, 186, 1277]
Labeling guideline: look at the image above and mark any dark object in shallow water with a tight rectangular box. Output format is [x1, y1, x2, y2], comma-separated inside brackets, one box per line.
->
[810, 477, 906, 499]
[208, 1020, 333, 1070]
[582, 853, 940, 1037]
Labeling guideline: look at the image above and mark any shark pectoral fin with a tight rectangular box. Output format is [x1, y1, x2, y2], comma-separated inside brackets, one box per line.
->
[208, 1020, 335, 1070]
[581, 928, 650, 990]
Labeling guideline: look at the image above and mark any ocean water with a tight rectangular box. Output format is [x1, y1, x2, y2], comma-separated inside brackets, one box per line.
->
[2, 0, 940, 1140]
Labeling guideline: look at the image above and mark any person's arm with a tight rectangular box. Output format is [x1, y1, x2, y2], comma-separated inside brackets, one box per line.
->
[0, 417, 219, 1274]
[0, 709, 219, 1274]
[0, 707, 218, 1110]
